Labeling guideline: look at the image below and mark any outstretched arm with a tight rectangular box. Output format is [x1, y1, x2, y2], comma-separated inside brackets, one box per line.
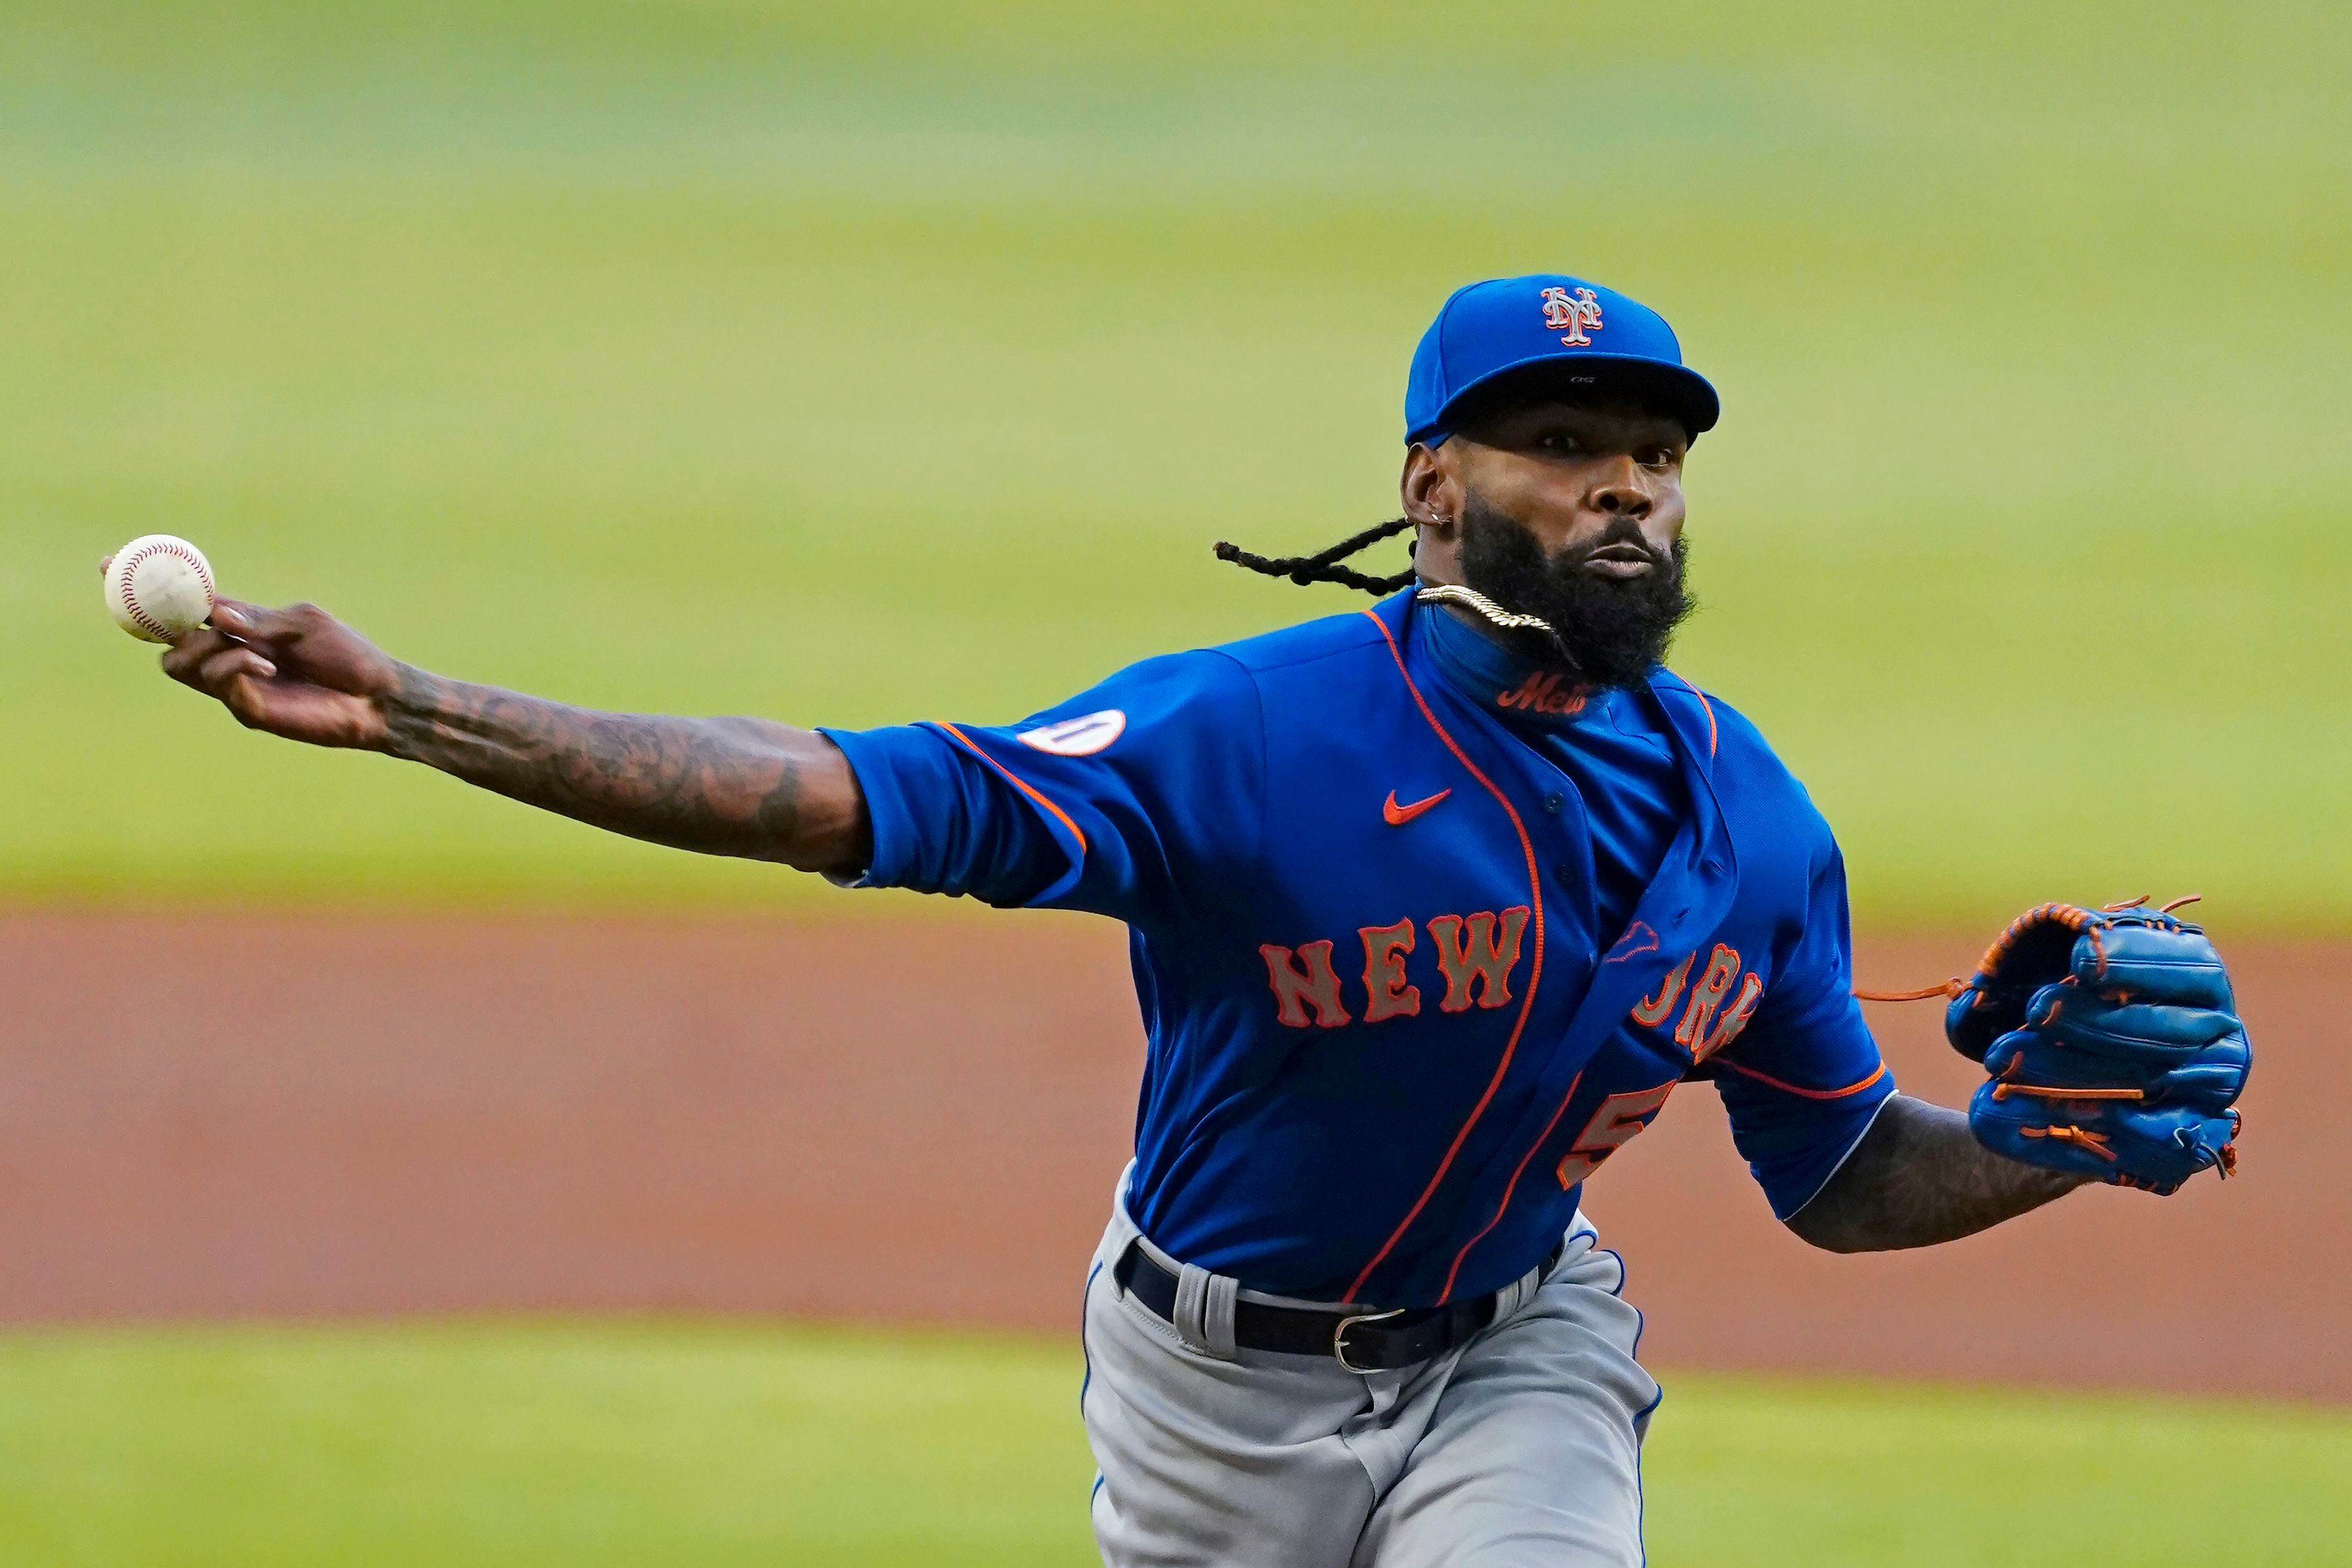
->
[156, 596, 869, 876]
[1785, 1094, 2089, 1253]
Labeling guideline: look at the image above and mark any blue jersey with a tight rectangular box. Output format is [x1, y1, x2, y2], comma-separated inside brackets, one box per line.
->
[1418, 604, 1685, 946]
[822, 589, 1894, 1308]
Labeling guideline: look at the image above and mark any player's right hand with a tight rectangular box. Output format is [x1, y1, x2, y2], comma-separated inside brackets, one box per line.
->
[157, 597, 403, 751]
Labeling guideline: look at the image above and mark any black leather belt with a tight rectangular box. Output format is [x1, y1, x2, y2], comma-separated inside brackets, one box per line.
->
[1111, 1239, 1565, 1373]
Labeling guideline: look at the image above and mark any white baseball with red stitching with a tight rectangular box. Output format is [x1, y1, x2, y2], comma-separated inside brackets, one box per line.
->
[105, 534, 217, 644]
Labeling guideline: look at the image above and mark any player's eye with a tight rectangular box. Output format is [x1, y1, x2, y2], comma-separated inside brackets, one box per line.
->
[1538, 431, 1581, 454]
[1639, 446, 1678, 470]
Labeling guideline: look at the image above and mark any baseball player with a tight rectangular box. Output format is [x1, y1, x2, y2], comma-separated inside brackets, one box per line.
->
[150, 274, 2250, 1566]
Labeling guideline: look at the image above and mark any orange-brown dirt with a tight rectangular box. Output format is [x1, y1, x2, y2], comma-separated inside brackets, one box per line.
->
[2, 912, 2337, 1401]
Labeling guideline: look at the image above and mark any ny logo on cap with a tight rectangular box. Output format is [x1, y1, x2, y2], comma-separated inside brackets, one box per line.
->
[1539, 286, 1605, 346]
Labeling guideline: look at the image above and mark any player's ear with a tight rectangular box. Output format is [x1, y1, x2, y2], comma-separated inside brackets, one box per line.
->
[1400, 442, 1459, 531]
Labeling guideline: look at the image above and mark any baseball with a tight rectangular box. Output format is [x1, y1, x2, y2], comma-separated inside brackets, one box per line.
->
[104, 534, 217, 644]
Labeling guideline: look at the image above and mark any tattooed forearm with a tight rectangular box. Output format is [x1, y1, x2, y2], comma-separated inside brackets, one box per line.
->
[378, 664, 869, 873]
[1786, 1094, 2090, 1253]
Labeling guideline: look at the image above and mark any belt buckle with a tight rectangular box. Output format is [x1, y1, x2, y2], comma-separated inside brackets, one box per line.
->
[1332, 1308, 1405, 1374]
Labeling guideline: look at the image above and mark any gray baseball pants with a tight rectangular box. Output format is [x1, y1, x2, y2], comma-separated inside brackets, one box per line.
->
[1079, 1171, 1661, 1567]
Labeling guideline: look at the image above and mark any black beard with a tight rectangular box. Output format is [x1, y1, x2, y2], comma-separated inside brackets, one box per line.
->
[1454, 496, 1695, 690]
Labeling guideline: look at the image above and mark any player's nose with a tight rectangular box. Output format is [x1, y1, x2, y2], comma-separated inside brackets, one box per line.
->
[1589, 458, 1653, 520]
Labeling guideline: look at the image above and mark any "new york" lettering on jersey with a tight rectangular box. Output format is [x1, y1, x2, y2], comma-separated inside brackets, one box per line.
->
[1258, 920, 1765, 1064]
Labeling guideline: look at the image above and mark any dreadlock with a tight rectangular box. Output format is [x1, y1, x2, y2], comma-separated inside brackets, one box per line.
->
[1212, 515, 1418, 595]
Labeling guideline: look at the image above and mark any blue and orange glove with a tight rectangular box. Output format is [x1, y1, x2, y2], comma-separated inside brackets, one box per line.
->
[1942, 901, 2249, 1193]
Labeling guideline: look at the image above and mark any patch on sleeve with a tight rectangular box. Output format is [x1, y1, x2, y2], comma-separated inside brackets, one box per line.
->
[1016, 709, 1127, 757]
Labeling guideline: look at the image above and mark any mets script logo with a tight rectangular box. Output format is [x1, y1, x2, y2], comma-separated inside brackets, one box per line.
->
[1539, 286, 1604, 346]
[1017, 709, 1126, 756]
[1496, 671, 1587, 717]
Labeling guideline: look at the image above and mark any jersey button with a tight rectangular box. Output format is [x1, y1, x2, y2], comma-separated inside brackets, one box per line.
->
[1543, 792, 1565, 813]
[1554, 863, 1576, 885]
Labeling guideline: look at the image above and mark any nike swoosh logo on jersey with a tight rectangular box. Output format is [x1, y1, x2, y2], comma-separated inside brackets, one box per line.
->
[1382, 788, 1452, 826]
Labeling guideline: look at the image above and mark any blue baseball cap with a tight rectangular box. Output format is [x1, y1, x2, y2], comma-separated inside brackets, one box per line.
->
[1404, 274, 1719, 446]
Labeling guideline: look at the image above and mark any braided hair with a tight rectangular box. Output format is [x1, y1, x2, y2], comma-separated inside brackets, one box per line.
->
[1212, 515, 1418, 595]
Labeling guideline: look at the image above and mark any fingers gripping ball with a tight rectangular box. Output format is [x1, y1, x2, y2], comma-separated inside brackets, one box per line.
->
[1946, 902, 2250, 1194]
[106, 535, 217, 643]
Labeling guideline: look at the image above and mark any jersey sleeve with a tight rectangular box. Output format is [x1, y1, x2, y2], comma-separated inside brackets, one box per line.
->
[1699, 838, 1897, 1220]
[816, 648, 1265, 926]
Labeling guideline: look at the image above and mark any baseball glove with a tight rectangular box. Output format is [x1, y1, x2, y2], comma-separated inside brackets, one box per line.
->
[1940, 899, 2249, 1192]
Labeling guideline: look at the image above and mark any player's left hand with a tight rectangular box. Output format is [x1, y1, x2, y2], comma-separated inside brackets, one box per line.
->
[1945, 901, 2249, 1193]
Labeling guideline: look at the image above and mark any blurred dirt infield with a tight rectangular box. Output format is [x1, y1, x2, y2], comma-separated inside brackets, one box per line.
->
[3, 912, 2336, 1401]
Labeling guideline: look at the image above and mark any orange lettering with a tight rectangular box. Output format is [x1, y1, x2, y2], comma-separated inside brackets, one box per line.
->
[1495, 671, 1585, 715]
[1694, 971, 1765, 1063]
[1673, 944, 1741, 1050]
[1556, 1081, 1678, 1188]
[1260, 941, 1351, 1029]
[1496, 674, 1545, 710]
[1631, 954, 1693, 1027]
[1358, 919, 1421, 1024]
[1425, 908, 1530, 1012]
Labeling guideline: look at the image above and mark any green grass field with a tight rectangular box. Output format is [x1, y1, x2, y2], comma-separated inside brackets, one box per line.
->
[4, 1, 2348, 922]
[0, 1319, 2344, 1567]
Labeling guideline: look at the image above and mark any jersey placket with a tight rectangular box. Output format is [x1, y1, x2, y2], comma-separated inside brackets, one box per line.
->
[1527, 757, 1601, 1013]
